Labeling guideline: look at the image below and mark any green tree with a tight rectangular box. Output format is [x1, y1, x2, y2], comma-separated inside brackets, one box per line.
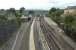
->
[49, 7, 57, 14]
[20, 7, 25, 15]
[29, 10, 34, 14]
[64, 14, 75, 35]
[0, 9, 5, 11]
[49, 8, 64, 24]
[55, 9, 64, 17]
[64, 14, 74, 25]
[8, 8, 16, 14]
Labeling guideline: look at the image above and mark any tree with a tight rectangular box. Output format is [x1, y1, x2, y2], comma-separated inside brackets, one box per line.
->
[6, 8, 16, 16]
[0, 9, 5, 11]
[49, 8, 64, 24]
[8, 8, 16, 14]
[63, 14, 75, 35]
[29, 10, 34, 14]
[55, 9, 64, 17]
[64, 14, 74, 25]
[28, 10, 34, 16]
[20, 7, 25, 15]
[49, 7, 57, 14]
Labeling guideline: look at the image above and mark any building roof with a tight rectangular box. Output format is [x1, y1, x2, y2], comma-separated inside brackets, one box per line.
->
[65, 6, 76, 10]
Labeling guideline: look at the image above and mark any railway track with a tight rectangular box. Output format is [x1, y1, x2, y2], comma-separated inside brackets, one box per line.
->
[40, 17, 74, 50]
[34, 17, 43, 50]
[40, 17, 60, 50]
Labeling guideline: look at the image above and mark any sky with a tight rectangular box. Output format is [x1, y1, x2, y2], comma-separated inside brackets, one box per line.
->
[0, 0, 76, 10]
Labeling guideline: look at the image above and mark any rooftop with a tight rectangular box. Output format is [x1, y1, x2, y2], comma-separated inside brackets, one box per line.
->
[65, 6, 76, 9]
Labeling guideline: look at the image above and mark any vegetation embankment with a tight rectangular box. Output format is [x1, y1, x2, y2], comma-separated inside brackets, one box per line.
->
[48, 8, 76, 42]
[0, 7, 25, 46]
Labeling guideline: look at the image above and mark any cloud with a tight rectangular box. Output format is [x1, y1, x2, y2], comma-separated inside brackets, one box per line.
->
[0, 0, 76, 10]
[23, 0, 50, 9]
[48, 0, 76, 8]
[0, 0, 50, 10]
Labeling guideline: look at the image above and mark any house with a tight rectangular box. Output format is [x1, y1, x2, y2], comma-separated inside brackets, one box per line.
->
[64, 6, 76, 14]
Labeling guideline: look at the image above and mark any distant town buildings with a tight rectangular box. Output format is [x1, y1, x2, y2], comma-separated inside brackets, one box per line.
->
[64, 6, 76, 14]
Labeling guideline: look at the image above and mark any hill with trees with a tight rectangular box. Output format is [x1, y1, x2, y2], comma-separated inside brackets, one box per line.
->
[49, 7, 76, 42]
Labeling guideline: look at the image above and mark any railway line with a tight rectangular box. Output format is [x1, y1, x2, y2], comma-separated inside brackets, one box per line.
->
[40, 17, 60, 50]
[40, 17, 74, 50]
[1, 16, 75, 50]
[33, 17, 43, 50]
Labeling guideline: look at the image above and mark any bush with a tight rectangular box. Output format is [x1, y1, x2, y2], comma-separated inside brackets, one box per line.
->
[0, 19, 21, 46]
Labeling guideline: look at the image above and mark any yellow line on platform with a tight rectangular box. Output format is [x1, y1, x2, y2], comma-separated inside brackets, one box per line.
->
[29, 18, 35, 50]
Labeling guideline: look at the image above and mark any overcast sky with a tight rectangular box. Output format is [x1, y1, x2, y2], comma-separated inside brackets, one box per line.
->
[0, 0, 76, 10]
